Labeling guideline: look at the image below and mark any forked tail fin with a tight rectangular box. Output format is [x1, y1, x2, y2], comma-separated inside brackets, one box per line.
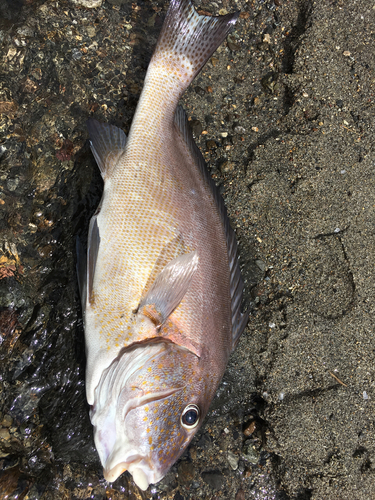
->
[151, 0, 239, 90]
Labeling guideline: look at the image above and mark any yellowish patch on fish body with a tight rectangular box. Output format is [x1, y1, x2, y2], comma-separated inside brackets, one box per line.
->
[77, 0, 248, 491]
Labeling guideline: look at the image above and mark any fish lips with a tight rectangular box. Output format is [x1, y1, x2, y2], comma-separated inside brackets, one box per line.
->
[104, 454, 155, 490]
[98, 385, 184, 489]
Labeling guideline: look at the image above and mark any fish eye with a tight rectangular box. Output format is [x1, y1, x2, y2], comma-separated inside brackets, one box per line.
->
[181, 404, 200, 429]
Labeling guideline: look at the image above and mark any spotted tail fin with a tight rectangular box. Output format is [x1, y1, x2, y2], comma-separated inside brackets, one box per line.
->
[151, 0, 239, 90]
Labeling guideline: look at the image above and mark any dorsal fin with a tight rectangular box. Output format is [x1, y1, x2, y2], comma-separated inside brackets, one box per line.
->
[87, 119, 127, 179]
[174, 105, 248, 349]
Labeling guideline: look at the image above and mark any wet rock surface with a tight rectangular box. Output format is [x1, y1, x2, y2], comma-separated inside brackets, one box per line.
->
[0, 0, 374, 499]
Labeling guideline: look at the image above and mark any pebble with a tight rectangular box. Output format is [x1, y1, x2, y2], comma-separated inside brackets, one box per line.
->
[178, 461, 195, 484]
[201, 470, 225, 490]
[70, 0, 103, 7]
[206, 140, 217, 150]
[227, 451, 239, 470]
[219, 160, 233, 173]
[6, 177, 19, 192]
[242, 443, 259, 464]
[233, 125, 246, 134]
[0, 428, 10, 441]
[263, 33, 271, 43]
[243, 420, 256, 437]
[190, 119, 202, 136]
[235, 489, 246, 500]
[86, 26, 96, 38]
[1, 415, 13, 428]
[194, 86, 205, 96]
[255, 259, 266, 272]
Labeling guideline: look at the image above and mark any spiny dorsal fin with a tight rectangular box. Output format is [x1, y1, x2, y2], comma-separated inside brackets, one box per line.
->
[174, 105, 248, 350]
[87, 119, 127, 179]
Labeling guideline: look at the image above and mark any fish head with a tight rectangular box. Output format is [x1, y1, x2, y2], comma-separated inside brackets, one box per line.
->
[90, 340, 214, 490]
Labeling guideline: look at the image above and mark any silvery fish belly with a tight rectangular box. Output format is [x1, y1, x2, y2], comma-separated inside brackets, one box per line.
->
[78, 0, 248, 491]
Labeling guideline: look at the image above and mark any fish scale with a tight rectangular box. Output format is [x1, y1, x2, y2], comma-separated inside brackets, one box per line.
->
[78, 0, 248, 491]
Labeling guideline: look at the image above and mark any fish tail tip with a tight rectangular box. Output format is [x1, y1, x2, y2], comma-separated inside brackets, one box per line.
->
[153, 0, 240, 86]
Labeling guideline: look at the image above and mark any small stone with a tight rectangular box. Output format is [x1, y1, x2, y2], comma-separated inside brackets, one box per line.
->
[178, 461, 195, 484]
[189, 446, 197, 460]
[263, 33, 271, 43]
[235, 489, 246, 500]
[219, 160, 233, 173]
[173, 492, 185, 500]
[0, 101, 17, 116]
[7, 177, 19, 191]
[255, 259, 266, 272]
[1, 415, 13, 428]
[206, 140, 217, 150]
[195, 86, 205, 96]
[71, 48, 82, 60]
[227, 40, 241, 51]
[0, 428, 10, 441]
[190, 120, 202, 137]
[202, 470, 225, 490]
[227, 451, 239, 470]
[243, 420, 256, 437]
[86, 26, 96, 38]
[233, 125, 246, 134]
[70, 0, 103, 7]
[251, 126, 259, 132]
[243, 443, 259, 464]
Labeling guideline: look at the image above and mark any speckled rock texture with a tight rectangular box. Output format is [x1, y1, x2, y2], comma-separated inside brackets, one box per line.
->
[0, 0, 374, 499]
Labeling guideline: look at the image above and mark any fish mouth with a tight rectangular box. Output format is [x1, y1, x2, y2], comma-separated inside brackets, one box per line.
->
[99, 386, 183, 490]
[91, 342, 192, 489]
[104, 456, 155, 490]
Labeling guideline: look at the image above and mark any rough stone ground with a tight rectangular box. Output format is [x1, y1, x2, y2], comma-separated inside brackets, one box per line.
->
[0, 0, 374, 499]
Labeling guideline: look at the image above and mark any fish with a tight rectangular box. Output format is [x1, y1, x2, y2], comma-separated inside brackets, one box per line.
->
[77, 0, 248, 491]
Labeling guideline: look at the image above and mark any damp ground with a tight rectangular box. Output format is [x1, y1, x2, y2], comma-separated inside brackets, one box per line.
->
[0, 0, 374, 499]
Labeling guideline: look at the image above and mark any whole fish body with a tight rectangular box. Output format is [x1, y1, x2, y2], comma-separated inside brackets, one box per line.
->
[78, 0, 248, 491]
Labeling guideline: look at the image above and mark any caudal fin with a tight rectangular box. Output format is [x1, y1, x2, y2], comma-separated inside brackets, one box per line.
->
[151, 0, 239, 89]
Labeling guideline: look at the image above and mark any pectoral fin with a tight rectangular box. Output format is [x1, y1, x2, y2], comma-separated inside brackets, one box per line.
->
[139, 251, 199, 325]
[76, 235, 87, 308]
[87, 216, 100, 304]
